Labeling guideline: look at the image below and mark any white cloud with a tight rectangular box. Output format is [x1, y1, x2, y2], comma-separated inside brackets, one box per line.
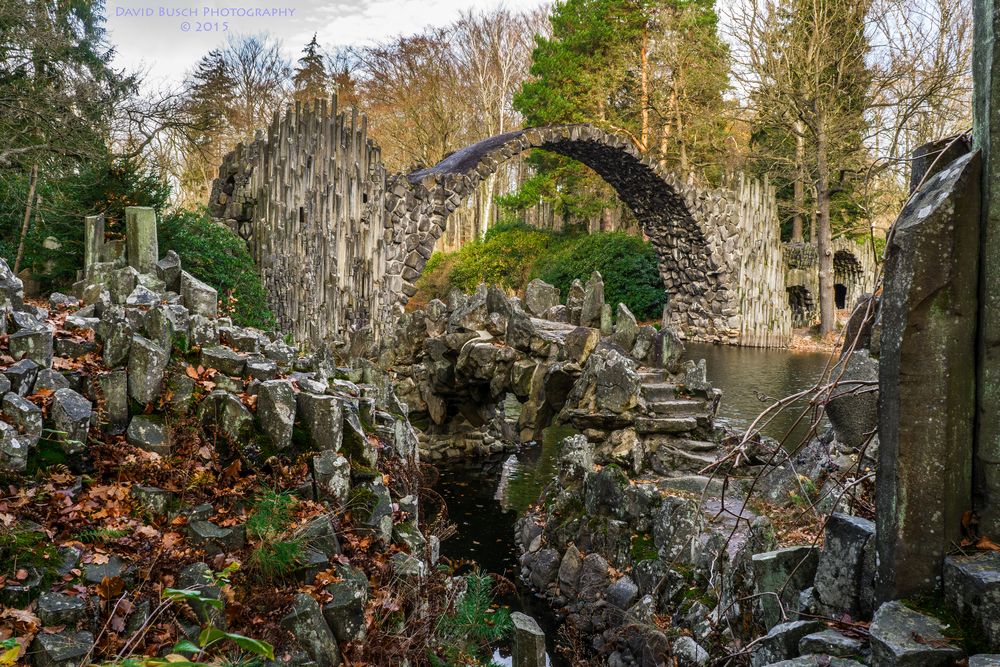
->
[106, 0, 548, 88]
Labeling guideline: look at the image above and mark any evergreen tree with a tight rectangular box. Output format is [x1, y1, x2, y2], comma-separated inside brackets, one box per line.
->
[0, 0, 166, 284]
[509, 0, 731, 225]
[293, 34, 329, 104]
[180, 49, 236, 203]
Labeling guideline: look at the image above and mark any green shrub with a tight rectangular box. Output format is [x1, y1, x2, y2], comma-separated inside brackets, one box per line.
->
[157, 210, 276, 330]
[533, 231, 665, 321]
[246, 489, 302, 581]
[0, 155, 170, 290]
[446, 223, 554, 293]
[412, 222, 666, 321]
[430, 572, 512, 667]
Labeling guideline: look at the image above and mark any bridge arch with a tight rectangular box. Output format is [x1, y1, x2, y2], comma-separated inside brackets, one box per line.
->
[383, 125, 744, 341]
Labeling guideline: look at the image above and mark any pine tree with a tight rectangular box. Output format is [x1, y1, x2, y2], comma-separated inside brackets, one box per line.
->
[293, 34, 329, 104]
[509, 0, 731, 225]
[180, 49, 236, 203]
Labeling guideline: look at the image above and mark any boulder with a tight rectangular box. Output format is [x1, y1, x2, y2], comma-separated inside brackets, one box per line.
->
[31, 630, 93, 667]
[612, 303, 638, 350]
[201, 346, 247, 376]
[0, 421, 29, 473]
[944, 551, 1000, 650]
[95, 370, 128, 433]
[297, 392, 343, 451]
[34, 369, 70, 392]
[606, 575, 639, 609]
[869, 601, 964, 666]
[528, 548, 561, 590]
[126, 416, 171, 455]
[99, 312, 133, 368]
[107, 266, 139, 304]
[798, 629, 867, 659]
[127, 335, 168, 405]
[566, 279, 585, 325]
[323, 565, 369, 642]
[580, 271, 604, 328]
[125, 285, 159, 306]
[826, 349, 879, 449]
[2, 393, 42, 447]
[673, 636, 709, 667]
[49, 388, 92, 454]
[180, 271, 218, 317]
[9, 327, 53, 367]
[4, 359, 38, 396]
[156, 250, 182, 292]
[511, 612, 546, 667]
[37, 592, 87, 627]
[557, 434, 594, 484]
[576, 552, 611, 601]
[256, 380, 295, 449]
[813, 514, 875, 618]
[313, 450, 351, 504]
[198, 390, 253, 442]
[652, 495, 703, 564]
[558, 545, 583, 598]
[564, 326, 600, 365]
[523, 279, 561, 317]
[563, 348, 641, 414]
[281, 593, 342, 667]
[751, 546, 819, 630]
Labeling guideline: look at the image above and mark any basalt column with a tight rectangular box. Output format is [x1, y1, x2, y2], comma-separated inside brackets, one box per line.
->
[974, 0, 1000, 538]
[875, 145, 980, 601]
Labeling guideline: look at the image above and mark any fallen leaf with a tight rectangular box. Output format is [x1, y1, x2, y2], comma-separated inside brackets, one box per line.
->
[96, 576, 125, 600]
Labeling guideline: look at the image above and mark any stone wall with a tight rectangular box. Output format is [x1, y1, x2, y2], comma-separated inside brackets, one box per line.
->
[210, 99, 392, 349]
[784, 237, 879, 327]
[209, 98, 796, 352]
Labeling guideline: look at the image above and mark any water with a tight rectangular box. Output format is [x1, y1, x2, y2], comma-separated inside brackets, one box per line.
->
[434, 425, 577, 666]
[432, 346, 833, 663]
[684, 342, 833, 444]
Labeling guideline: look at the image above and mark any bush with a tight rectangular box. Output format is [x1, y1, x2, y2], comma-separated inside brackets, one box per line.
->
[158, 210, 276, 330]
[446, 222, 553, 292]
[533, 232, 666, 321]
[412, 223, 666, 321]
[0, 154, 171, 290]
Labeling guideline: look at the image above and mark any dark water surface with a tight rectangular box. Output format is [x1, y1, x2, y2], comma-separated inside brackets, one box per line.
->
[432, 345, 833, 664]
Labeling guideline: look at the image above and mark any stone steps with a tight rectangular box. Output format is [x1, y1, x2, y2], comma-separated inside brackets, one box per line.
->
[637, 368, 667, 383]
[648, 398, 707, 416]
[641, 382, 677, 402]
[635, 416, 699, 434]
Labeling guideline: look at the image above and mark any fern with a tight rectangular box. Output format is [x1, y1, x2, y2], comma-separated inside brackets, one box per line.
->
[432, 572, 512, 666]
[245, 488, 296, 540]
[75, 527, 130, 544]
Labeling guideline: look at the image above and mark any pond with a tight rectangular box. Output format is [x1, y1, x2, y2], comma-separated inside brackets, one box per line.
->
[433, 343, 834, 665]
[685, 342, 835, 444]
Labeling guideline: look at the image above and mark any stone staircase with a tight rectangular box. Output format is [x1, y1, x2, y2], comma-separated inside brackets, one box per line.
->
[636, 367, 726, 493]
[635, 368, 718, 437]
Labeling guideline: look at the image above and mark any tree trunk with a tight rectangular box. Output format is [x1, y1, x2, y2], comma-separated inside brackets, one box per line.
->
[670, 78, 688, 172]
[640, 26, 650, 152]
[815, 120, 835, 334]
[810, 184, 817, 244]
[14, 164, 39, 275]
[792, 121, 806, 242]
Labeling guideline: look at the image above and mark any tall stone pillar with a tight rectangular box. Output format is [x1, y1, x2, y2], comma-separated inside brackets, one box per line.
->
[125, 206, 158, 274]
[83, 214, 104, 275]
[974, 0, 1000, 537]
[875, 147, 980, 602]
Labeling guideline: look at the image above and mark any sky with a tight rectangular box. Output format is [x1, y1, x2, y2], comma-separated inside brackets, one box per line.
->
[106, 0, 549, 88]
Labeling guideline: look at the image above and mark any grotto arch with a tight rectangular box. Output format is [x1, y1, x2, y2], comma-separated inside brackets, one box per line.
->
[834, 249, 863, 311]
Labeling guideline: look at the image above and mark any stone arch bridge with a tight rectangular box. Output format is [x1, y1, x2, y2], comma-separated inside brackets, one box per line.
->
[209, 97, 809, 350]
